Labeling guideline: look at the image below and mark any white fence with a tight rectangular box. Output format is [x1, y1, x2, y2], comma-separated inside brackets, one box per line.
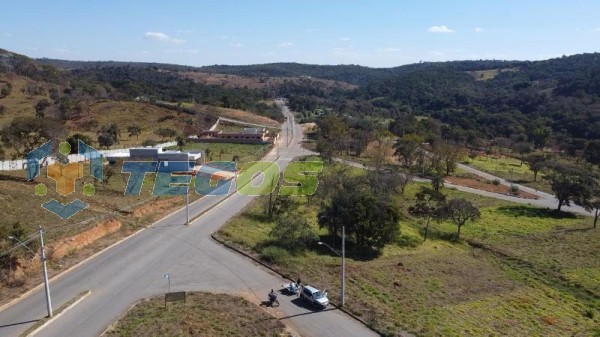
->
[0, 142, 177, 171]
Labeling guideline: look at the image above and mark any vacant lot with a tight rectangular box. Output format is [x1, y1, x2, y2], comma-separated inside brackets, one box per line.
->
[168, 142, 272, 166]
[462, 155, 553, 193]
[0, 164, 201, 303]
[104, 292, 289, 337]
[216, 161, 600, 337]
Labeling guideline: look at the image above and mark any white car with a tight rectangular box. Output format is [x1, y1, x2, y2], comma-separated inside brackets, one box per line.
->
[300, 285, 329, 308]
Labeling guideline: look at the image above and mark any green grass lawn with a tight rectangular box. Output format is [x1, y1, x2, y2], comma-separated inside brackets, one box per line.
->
[167, 142, 272, 166]
[216, 161, 600, 337]
[104, 292, 288, 337]
[462, 155, 553, 193]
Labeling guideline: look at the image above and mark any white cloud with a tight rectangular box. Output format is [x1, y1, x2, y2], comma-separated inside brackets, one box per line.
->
[594, 27, 600, 32]
[340, 37, 351, 41]
[279, 42, 294, 48]
[175, 29, 195, 34]
[305, 28, 315, 33]
[230, 42, 245, 48]
[474, 27, 484, 33]
[426, 25, 455, 33]
[144, 31, 185, 44]
[382, 48, 402, 53]
[0, 32, 11, 37]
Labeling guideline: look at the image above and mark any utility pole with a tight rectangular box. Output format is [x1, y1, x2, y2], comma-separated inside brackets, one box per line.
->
[318, 225, 346, 307]
[39, 225, 53, 318]
[341, 225, 345, 307]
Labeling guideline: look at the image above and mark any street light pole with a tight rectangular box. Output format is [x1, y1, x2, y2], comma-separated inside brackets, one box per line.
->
[186, 188, 189, 225]
[341, 226, 345, 307]
[39, 225, 53, 318]
[318, 225, 346, 307]
[9, 228, 53, 318]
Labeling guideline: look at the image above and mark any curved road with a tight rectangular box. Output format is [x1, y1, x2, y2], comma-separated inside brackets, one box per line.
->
[0, 101, 379, 337]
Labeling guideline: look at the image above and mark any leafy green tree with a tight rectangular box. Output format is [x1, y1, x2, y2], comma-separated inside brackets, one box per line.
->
[409, 187, 446, 240]
[127, 125, 142, 140]
[525, 153, 548, 182]
[66, 134, 93, 154]
[584, 140, 600, 165]
[269, 214, 319, 250]
[318, 190, 400, 251]
[0, 83, 12, 99]
[316, 115, 349, 162]
[544, 163, 595, 211]
[438, 198, 480, 240]
[102, 165, 116, 188]
[0, 116, 61, 158]
[514, 142, 533, 165]
[431, 175, 445, 192]
[35, 99, 51, 118]
[394, 133, 424, 168]
[176, 135, 186, 151]
[97, 133, 115, 149]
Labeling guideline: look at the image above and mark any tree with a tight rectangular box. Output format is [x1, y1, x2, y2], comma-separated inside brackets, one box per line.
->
[431, 175, 445, 192]
[0, 83, 12, 99]
[543, 163, 594, 211]
[66, 133, 93, 154]
[318, 190, 400, 251]
[436, 142, 465, 176]
[525, 153, 548, 182]
[514, 142, 533, 165]
[583, 140, 600, 165]
[97, 133, 115, 149]
[0, 116, 62, 158]
[409, 187, 446, 240]
[269, 214, 319, 250]
[205, 148, 212, 161]
[394, 133, 424, 168]
[176, 135, 186, 151]
[35, 99, 51, 118]
[102, 165, 116, 188]
[316, 115, 349, 162]
[127, 125, 142, 140]
[439, 198, 480, 240]
[576, 179, 600, 228]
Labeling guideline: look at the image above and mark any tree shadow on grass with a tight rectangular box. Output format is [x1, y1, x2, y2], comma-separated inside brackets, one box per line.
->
[496, 205, 578, 219]
[311, 235, 382, 261]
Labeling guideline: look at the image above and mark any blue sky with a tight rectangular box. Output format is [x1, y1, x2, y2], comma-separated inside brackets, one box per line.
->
[1, 0, 599, 67]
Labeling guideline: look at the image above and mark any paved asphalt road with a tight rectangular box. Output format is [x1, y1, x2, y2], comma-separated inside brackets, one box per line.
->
[0, 101, 380, 337]
[334, 158, 591, 216]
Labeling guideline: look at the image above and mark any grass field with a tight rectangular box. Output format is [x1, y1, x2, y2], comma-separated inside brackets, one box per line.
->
[105, 292, 289, 337]
[216, 161, 600, 337]
[167, 142, 272, 166]
[462, 155, 553, 193]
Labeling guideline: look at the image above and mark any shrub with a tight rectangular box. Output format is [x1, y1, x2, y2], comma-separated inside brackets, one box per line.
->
[492, 179, 501, 186]
[510, 185, 520, 195]
[260, 246, 289, 264]
[142, 139, 157, 147]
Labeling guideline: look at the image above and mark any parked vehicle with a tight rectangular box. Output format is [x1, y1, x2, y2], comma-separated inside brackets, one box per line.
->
[299, 285, 329, 308]
[282, 282, 300, 295]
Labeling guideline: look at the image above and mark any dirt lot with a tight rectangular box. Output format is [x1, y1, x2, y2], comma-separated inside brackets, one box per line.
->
[445, 175, 538, 199]
[104, 292, 291, 337]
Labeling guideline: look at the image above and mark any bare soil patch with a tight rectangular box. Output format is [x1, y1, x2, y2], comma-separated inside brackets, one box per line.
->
[445, 175, 538, 199]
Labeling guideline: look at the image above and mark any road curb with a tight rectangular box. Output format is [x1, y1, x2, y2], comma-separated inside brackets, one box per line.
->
[210, 233, 387, 337]
[24, 290, 91, 337]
